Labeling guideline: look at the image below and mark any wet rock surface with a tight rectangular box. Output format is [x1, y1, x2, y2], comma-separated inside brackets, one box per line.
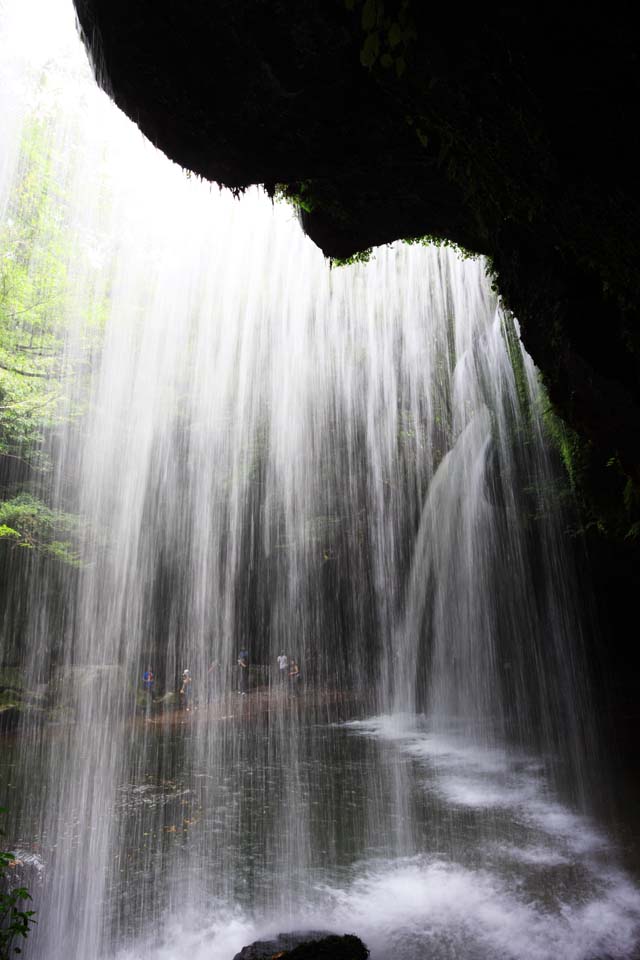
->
[233, 931, 368, 960]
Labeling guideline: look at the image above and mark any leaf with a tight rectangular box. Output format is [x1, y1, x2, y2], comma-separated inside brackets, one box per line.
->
[0, 524, 20, 540]
[388, 21, 403, 48]
[360, 31, 380, 68]
[361, 0, 379, 32]
[395, 55, 406, 78]
[380, 53, 393, 68]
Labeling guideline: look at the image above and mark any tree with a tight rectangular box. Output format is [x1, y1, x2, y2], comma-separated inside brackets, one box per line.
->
[0, 105, 108, 567]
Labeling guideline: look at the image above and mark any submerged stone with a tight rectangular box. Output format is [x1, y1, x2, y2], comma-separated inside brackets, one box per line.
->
[232, 931, 369, 960]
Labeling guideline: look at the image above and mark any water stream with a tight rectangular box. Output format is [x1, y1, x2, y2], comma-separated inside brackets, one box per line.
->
[1, 2, 639, 958]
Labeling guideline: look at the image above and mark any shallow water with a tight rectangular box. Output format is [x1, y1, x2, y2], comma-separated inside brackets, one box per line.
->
[5, 709, 639, 960]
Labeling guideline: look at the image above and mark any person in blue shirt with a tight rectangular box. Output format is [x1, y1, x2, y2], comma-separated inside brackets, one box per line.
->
[142, 667, 154, 718]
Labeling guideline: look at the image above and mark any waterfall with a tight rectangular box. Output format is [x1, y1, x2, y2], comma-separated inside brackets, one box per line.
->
[1, 2, 639, 959]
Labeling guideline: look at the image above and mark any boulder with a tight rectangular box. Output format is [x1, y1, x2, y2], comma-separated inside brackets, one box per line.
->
[233, 931, 368, 960]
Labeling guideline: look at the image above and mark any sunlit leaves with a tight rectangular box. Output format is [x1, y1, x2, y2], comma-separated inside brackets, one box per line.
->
[0, 494, 82, 565]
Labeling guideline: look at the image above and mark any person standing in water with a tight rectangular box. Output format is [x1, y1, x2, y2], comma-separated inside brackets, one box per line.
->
[277, 652, 288, 685]
[237, 651, 248, 695]
[288, 657, 300, 695]
[180, 669, 192, 712]
[142, 666, 154, 718]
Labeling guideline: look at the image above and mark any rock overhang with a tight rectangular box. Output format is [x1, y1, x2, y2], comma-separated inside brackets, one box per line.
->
[71, 0, 640, 534]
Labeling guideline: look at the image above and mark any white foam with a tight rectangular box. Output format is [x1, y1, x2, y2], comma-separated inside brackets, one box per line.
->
[113, 856, 640, 960]
[338, 713, 640, 957]
[524, 802, 609, 856]
[321, 857, 640, 960]
[405, 736, 512, 776]
[341, 714, 418, 741]
[342, 716, 516, 775]
[113, 908, 258, 960]
[489, 842, 570, 867]
[433, 774, 539, 809]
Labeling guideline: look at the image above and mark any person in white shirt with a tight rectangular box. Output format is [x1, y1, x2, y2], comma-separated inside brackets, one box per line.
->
[277, 653, 288, 683]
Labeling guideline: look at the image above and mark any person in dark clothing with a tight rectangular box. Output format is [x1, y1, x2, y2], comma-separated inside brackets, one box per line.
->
[180, 669, 192, 711]
[288, 658, 300, 695]
[237, 651, 248, 695]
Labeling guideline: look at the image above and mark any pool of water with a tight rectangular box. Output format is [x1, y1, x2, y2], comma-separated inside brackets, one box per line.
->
[3, 707, 640, 959]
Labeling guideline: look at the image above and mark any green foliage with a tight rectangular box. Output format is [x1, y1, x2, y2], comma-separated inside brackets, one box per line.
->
[626, 521, 640, 541]
[0, 494, 82, 565]
[540, 392, 640, 540]
[500, 312, 531, 424]
[0, 114, 103, 467]
[346, 0, 416, 77]
[402, 235, 479, 261]
[0, 810, 36, 958]
[0, 102, 109, 569]
[274, 181, 316, 214]
[330, 248, 374, 268]
[542, 401, 585, 496]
